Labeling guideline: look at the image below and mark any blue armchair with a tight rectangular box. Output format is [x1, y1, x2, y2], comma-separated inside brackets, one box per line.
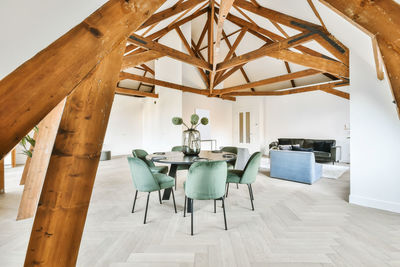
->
[270, 150, 322, 184]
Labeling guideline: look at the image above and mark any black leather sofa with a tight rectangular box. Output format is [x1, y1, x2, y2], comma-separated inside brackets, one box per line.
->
[269, 138, 338, 164]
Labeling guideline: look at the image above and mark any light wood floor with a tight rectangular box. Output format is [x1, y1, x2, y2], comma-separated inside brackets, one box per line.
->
[1, 157, 400, 266]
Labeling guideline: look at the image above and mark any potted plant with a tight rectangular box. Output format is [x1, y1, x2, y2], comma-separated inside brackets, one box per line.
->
[172, 114, 209, 156]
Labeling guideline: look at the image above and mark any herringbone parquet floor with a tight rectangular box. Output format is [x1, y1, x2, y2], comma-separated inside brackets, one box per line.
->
[1, 157, 399, 266]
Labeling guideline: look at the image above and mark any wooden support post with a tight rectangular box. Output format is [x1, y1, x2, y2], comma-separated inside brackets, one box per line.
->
[0, 159, 4, 194]
[17, 99, 66, 221]
[11, 149, 16, 168]
[24, 42, 126, 267]
[0, 0, 166, 159]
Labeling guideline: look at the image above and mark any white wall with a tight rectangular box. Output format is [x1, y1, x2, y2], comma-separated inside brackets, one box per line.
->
[103, 95, 144, 156]
[263, 92, 350, 162]
[315, 1, 400, 213]
[182, 93, 233, 150]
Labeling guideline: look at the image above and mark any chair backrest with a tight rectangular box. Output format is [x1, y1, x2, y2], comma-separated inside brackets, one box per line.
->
[171, 146, 183, 152]
[221, 146, 238, 154]
[132, 149, 155, 167]
[185, 161, 227, 200]
[241, 152, 262, 184]
[127, 157, 160, 192]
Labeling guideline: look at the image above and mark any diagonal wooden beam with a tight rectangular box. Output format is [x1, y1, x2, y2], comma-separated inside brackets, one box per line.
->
[116, 87, 159, 98]
[120, 72, 208, 95]
[215, 69, 321, 95]
[215, 0, 235, 50]
[128, 33, 212, 71]
[216, 32, 317, 71]
[208, 2, 215, 92]
[214, 28, 248, 85]
[371, 36, 384, 81]
[122, 50, 164, 70]
[140, 64, 155, 75]
[320, 0, 400, 115]
[320, 87, 350, 99]
[307, 0, 327, 29]
[234, 0, 322, 32]
[196, 16, 210, 50]
[138, 0, 205, 30]
[17, 99, 66, 221]
[284, 62, 296, 88]
[0, 0, 167, 159]
[267, 49, 349, 78]
[225, 82, 338, 96]
[145, 7, 209, 41]
[175, 27, 210, 87]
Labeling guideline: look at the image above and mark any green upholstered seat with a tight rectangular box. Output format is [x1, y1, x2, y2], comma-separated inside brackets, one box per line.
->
[226, 152, 262, 210]
[221, 146, 238, 169]
[226, 169, 244, 184]
[127, 157, 176, 224]
[153, 173, 175, 190]
[184, 161, 228, 235]
[132, 149, 168, 174]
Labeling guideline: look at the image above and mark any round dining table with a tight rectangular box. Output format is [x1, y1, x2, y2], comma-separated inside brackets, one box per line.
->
[146, 150, 236, 212]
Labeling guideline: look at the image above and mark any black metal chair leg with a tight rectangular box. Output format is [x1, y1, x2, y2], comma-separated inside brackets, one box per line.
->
[191, 199, 194, 236]
[249, 184, 254, 200]
[184, 196, 187, 217]
[226, 183, 230, 198]
[247, 184, 254, 211]
[144, 192, 151, 224]
[214, 199, 216, 213]
[158, 190, 162, 204]
[171, 188, 177, 213]
[222, 197, 228, 230]
[132, 190, 138, 213]
[236, 183, 239, 189]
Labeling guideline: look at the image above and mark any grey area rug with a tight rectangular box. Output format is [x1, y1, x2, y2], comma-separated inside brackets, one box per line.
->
[260, 156, 349, 179]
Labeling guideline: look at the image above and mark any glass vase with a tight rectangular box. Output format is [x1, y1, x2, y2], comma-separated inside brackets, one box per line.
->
[182, 129, 201, 156]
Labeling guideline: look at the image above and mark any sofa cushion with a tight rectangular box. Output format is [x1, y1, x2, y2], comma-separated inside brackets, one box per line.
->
[278, 138, 304, 147]
[292, 146, 313, 152]
[278, 145, 292, 150]
[303, 139, 314, 149]
[313, 141, 325, 151]
[314, 151, 331, 158]
[278, 138, 292, 145]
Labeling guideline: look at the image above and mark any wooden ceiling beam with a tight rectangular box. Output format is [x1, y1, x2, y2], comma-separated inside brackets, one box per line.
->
[145, 7, 208, 41]
[320, 0, 400, 115]
[307, 0, 327, 29]
[268, 49, 349, 78]
[208, 2, 215, 92]
[320, 87, 350, 99]
[0, 0, 166, 159]
[196, 15, 210, 50]
[116, 87, 159, 98]
[234, 0, 322, 32]
[122, 50, 164, 70]
[120, 72, 208, 95]
[216, 32, 317, 71]
[128, 33, 212, 71]
[224, 82, 338, 96]
[138, 0, 205, 30]
[140, 64, 155, 75]
[215, 69, 321, 95]
[223, 10, 337, 61]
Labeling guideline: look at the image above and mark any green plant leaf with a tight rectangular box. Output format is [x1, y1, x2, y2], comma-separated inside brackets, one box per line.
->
[172, 117, 183, 125]
[200, 117, 209, 125]
[190, 114, 199, 125]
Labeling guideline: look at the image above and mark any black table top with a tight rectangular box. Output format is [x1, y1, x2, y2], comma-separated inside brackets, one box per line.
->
[146, 150, 236, 165]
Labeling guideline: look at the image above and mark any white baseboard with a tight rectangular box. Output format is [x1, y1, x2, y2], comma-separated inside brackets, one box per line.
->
[349, 194, 400, 214]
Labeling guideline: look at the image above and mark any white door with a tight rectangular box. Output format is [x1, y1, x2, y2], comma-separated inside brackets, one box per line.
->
[234, 107, 260, 153]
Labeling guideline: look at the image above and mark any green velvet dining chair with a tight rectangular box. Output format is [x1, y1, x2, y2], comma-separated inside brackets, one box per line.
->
[127, 157, 177, 224]
[225, 152, 262, 211]
[183, 161, 228, 235]
[221, 146, 238, 169]
[132, 149, 168, 174]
